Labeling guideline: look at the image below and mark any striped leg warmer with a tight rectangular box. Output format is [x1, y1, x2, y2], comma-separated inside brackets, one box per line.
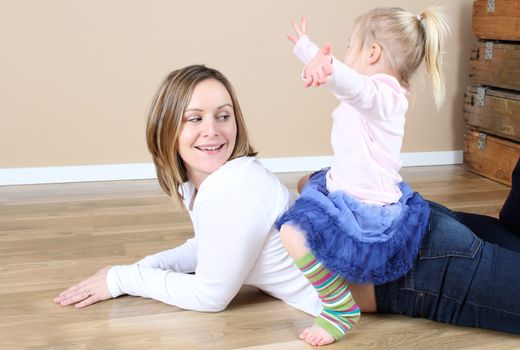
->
[296, 252, 361, 339]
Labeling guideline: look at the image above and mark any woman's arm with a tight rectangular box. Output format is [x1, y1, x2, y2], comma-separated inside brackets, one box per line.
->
[54, 238, 199, 308]
[106, 178, 272, 312]
[137, 238, 198, 272]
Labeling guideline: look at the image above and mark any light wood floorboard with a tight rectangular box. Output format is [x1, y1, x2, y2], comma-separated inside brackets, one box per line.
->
[1, 165, 519, 349]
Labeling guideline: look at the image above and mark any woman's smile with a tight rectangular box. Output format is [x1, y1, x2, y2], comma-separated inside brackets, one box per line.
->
[178, 78, 237, 189]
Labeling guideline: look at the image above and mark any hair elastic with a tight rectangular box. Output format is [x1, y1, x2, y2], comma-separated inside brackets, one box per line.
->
[416, 14, 424, 22]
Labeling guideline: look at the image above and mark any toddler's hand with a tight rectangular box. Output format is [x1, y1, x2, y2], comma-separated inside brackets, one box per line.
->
[304, 44, 333, 87]
[288, 17, 306, 44]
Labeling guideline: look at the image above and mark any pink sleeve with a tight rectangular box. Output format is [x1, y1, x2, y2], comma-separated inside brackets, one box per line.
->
[324, 59, 407, 121]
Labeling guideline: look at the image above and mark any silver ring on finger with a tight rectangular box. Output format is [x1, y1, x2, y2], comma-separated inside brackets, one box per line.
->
[85, 289, 91, 298]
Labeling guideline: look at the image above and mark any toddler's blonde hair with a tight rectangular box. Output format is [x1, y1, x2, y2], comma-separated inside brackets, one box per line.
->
[353, 6, 449, 108]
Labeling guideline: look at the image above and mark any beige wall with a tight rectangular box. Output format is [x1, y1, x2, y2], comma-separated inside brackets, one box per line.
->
[0, 0, 473, 168]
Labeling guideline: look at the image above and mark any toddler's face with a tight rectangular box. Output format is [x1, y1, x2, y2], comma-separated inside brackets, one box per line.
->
[343, 28, 372, 76]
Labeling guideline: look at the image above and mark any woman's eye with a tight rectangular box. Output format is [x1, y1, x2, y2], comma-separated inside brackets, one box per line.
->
[186, 115, 202, 122]
[217, 114, 230, 121]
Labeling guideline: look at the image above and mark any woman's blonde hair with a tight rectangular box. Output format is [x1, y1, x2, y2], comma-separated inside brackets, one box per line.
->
[146, 65, 257, 203]
[353, 6, 450, 108]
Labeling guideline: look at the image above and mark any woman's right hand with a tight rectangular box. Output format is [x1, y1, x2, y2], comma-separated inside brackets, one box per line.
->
[288, 17, 307, 44]
[54, 266, 112, 309]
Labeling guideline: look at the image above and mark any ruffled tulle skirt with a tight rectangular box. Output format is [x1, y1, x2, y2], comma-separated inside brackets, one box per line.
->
[276, 169, 430, 285]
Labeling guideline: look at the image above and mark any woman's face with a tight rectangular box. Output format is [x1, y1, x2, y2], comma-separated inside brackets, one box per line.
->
[178, 78, 237, 188]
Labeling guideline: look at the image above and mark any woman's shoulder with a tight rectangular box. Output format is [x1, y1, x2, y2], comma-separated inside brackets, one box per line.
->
[197, 157, 290, 210]
[207, 156, 281, 192]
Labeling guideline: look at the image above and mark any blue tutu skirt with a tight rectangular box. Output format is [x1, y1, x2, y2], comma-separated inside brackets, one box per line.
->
[276, 169, 430, 285]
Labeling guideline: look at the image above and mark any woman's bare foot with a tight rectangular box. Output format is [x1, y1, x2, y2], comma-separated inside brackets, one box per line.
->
[299, 324, 336, 346]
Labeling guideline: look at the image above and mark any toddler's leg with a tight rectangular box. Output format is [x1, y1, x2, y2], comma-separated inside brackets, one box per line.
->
[296, 174, 311, 194]
[280, 225, 360, 346]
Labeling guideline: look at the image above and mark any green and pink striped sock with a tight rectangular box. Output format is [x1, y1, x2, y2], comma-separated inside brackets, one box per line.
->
[296, 252, 361, 340]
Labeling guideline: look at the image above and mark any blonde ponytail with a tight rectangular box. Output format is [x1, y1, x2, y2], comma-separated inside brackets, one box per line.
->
[419, 7, 450, 108]
[353, 6, 450, 109]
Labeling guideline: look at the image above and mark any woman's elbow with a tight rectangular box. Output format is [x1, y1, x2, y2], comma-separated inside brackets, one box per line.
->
[195, 295, 230, 313]
[203, 304, 227, 313]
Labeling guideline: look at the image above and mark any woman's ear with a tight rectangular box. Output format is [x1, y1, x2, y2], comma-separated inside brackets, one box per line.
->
[368, 43, 382, 64]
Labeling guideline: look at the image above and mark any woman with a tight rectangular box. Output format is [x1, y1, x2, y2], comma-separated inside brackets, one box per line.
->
[54, 64, 322, 315]
[55, 64, 520, 339]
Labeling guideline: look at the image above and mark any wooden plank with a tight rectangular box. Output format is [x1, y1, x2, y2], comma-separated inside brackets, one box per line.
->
[463, 86, 520, 142]
[464, 130, 520, 186]
[472, 0, 520, 41]
[469, 41, 520, 91]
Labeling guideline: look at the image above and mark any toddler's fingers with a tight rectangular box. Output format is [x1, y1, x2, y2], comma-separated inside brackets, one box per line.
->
[319, 68, 330, 84]
[304, 74, 314, 87]
[310, 72, 321, 87]
[291, 20, 304, 37]
[323, 64, 333, 75]
[321, 43, 332, 55]
[314, 71, 322, 86]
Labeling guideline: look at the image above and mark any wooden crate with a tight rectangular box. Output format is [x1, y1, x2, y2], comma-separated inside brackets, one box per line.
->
[469, 41, 520, 90]
[472, 0, 520, 41]
[463, 86, 520, 142]
[464, 130, 520, 186]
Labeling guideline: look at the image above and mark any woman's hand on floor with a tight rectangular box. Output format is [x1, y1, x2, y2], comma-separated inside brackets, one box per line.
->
[54, 266, 112, 308]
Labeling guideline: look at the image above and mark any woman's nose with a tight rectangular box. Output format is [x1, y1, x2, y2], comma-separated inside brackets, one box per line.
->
[201, 117, 217, 136]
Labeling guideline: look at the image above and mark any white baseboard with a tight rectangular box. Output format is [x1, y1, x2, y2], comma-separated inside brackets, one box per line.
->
[0, 151, 462, 186]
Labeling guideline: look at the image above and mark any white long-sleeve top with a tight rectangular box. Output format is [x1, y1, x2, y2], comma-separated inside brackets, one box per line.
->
[294, 36, 408, 204]
[106, 156, 321, 315]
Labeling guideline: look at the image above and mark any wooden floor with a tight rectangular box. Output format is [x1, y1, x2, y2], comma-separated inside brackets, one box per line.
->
[1, 165, 519, 350]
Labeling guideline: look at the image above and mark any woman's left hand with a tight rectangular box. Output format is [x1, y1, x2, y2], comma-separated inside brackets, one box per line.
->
[54, 266, 112, 308]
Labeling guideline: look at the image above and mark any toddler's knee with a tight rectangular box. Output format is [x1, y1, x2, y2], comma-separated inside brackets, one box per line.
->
[297, 174, 311, 193]
[279, 224, 308, 258]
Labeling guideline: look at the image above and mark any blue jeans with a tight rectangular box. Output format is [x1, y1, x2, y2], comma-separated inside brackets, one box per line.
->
[375, 201, 520, 334]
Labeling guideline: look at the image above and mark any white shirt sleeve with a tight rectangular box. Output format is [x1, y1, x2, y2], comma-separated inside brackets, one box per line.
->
[106, 176, 272, 312]
[136, 238, 198, 273]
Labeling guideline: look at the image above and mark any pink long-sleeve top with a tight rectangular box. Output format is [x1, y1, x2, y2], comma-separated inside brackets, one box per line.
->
[294, 36, 407, 204]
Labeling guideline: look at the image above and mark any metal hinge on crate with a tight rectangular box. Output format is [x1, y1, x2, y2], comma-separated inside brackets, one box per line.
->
[478, 132, 487, 150]
[487, 0, 495, 13]
[476, 87, 487, 106]
[485, 42, 494, 60]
